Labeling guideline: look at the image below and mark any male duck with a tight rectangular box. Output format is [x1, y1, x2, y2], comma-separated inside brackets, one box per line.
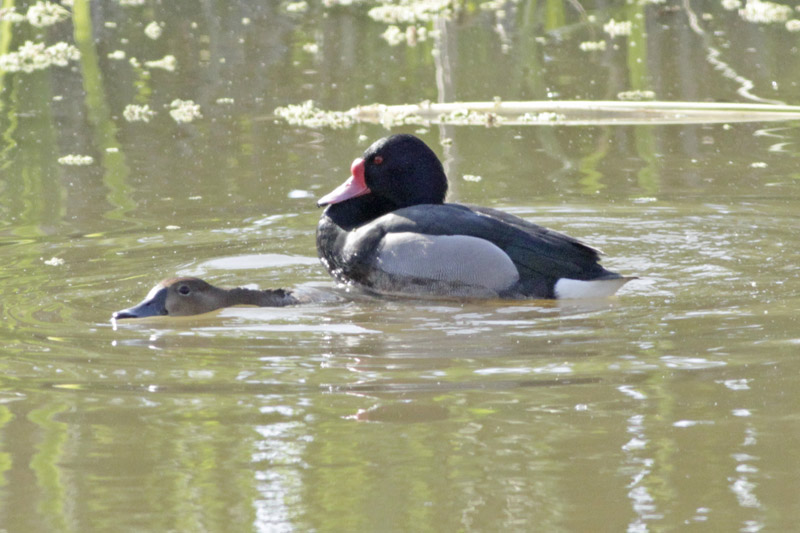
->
[112, 277, 299, 319]
[316, 134, 634, 299]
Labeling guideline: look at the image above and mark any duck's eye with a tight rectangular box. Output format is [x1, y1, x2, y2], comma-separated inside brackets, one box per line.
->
[178, 285, 191, 295]
[373, 155, 384, 165]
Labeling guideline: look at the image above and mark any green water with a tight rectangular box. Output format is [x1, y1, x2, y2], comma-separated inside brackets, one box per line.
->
[1, 1, 799, 531]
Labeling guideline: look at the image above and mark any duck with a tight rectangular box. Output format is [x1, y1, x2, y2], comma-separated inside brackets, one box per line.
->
[112, 277, 299, 319]
[316, 134, 635, 299]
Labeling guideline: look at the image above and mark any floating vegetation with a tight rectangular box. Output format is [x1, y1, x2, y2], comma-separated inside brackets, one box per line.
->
[381, 24, 429, 46]
[322, 0, 366, 6]
[284, 1, 309, 13]
[0, 41, 80, 73]
[462, 174, 482, 182]
[603, 18, 632, 37]
[738, 0, 792, 23]
[367, 0, 452, 24]
[123, 104, 155, 122]
[118, 0, 146, 6]
[144, 21, 163, 40]
[26, 1, 70, 27]
[215, 97, 235, 105]
[579, 40, 607, 52]
[274, 100, 800, 129]
[617, 90, 656, 101]
[786, 19, 800, 31]
[169, 99, 202, 123]
[722, 0, 741, 9]
[2, 2, 70, 27]
[58, 154, 94, 165]
[518, 112, 567, 123]
[43, 257, 65, 266]
[107, 50, 126, 60]
[0, 8, 25, 23]
[144, 54, 176, 72]
[274, 100, 355, 129]
[302, 42, 319, 54]
[438, 109, 503, 126]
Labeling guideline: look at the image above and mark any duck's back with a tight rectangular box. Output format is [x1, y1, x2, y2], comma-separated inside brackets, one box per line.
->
[317, 202, 622, 299]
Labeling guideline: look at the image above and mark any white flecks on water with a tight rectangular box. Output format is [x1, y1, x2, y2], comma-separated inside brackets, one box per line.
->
[42, 257, 65, 266]
[57, 154, 94, 166]
[603, 18, 632, 37]
[25, 1, 70, 27]
[0, 41, 80, 73]
[274, 100, 355, 129]
[284, 1, 309, 13]
[144, 21, 164, 40]
[738, 0, 792, 23]
[144, 55, 177, 72]
[123, 104, 156, 123]
[169, 99, 202, 123]
[617, 90, 656, 101]
[579, 40, 607, 52]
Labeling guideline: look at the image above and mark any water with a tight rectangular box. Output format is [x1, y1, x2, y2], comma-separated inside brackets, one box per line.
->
[2, 1, 800, 531]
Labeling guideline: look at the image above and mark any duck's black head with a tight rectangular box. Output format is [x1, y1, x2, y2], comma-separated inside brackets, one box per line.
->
[318, 134, 448, 210]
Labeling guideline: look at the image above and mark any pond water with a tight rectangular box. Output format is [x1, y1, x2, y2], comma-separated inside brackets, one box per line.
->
[1, 0, 800, 531]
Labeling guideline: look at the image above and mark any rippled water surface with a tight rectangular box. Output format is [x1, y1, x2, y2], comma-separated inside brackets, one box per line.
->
[2, 1, 800, 531]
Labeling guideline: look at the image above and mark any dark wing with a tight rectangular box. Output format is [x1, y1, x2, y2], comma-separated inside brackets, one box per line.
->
[373, 203, 615, 283]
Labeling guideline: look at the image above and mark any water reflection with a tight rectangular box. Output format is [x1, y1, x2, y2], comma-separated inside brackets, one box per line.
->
[1, 0, 800, 531]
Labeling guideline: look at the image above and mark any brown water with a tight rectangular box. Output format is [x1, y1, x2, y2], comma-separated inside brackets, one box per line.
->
[2, 1, 800, 531]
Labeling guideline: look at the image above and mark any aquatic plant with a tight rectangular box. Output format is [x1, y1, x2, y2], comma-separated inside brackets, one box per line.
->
[144, 54, 176, 72]
[274, 100, 355, 129]
[26, 1, 70, 27]
[738, 0, 792, 23]
[57, 154, 94, 165]
[603, 18, 632, 37]
[0, 40, 80, 73]
[169, 99, 202, 123]
[123, 104, 155, 122]
[144, 21, 163, 40]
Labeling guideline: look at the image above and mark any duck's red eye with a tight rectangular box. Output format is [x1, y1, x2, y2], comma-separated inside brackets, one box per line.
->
[373, 155, 384, 165]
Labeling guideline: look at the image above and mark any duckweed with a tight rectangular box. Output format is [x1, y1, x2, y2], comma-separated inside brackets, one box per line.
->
[26, 1, 70, 27]
[144, 21, 163, 40]
[0, 41, 80, 73]
[603, 18, 632, 37]
[617, 90, 656, 101]
[144, 55, 177, 72]
[57, 154, 94, 165]
[739, 0, 792, 23]
[123, 104, 156, 122]
[274, 100, 355, 129]
[367, 0, 452, 24]
[169, 99, 202, 123]
[579, 40, 607, 52]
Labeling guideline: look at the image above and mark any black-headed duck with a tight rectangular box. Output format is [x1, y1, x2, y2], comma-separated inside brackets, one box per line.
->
[316, 134, 635, 300]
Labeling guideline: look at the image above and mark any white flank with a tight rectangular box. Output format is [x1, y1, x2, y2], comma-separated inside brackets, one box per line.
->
[554, 277, 634, 299]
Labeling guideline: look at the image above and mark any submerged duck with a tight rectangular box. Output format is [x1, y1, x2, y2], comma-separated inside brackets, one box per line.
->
[317, 134, 635, 299]
[112, 277, 299, 319]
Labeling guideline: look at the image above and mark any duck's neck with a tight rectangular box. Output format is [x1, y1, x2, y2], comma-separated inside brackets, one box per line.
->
[223, 287, 298, 307]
